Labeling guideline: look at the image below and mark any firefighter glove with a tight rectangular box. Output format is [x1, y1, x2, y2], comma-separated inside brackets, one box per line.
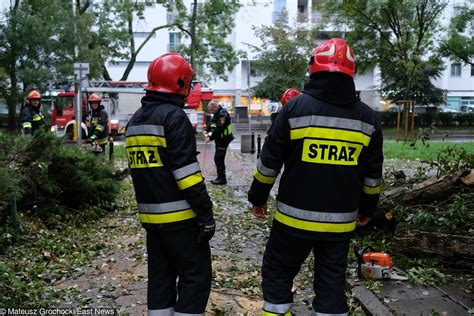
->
[87, 135, 97, 143]
[197, 218, 216, 243]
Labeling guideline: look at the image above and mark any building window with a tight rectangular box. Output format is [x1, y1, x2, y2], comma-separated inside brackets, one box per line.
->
[169, 32, 181, 52]
[451, 63, 461, 77]
[471, 65, 474, 76]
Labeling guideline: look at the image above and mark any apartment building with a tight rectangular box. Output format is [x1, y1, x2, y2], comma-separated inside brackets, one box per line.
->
[106, 0, 473, 113]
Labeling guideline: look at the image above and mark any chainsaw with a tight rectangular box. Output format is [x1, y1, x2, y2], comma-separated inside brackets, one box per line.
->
[355, 246, 409, 281]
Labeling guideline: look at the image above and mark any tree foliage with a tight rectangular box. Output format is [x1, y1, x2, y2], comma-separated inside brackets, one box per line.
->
[175, 0, 243, 81]
[317, 0, 448, 105]
[0, 132, 121, 218]
[440, 3, 474, 66]
[247, 14, 314, 101]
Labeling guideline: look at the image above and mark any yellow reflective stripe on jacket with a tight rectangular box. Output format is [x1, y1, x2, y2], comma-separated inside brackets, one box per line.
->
[176, 172, 204, 190]
[274, 210, 356, 233]
[23, 122, 32, 128]
[253, 168, 277, 184]
[126, 135, 167, 148]
[363, 185, 382, 195]
[95, 124, 105, 132]
[33, 114, 44, 122]
[138, 209, 196, 224]
[290, 127, 371, 146]
[224, 124, 233, 136]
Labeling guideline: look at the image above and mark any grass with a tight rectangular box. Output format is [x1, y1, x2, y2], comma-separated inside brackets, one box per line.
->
[382, 127, 474, 138]
[383, 140, 474, 161]
[112, 140, 474, 163]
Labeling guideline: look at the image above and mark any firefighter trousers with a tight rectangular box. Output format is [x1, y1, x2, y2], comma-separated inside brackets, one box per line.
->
[262, 222, 350, 316]
[146, 226, 212, 315]
[214, 141, 229, 180]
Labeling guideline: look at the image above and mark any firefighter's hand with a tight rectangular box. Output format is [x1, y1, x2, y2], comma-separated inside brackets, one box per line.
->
[356, 215, 371, 227]
[251, 204, 267, 220]
[86, 135, 97, 144]
[197, 218, 216, 243]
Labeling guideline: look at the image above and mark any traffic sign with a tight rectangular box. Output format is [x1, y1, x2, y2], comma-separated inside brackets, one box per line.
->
[74, 63, 89, 79]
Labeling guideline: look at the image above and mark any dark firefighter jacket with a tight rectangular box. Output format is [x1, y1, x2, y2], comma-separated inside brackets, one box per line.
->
[21, 103, 47, 135]
[206, 105, 234, 145]
[90, 105, 109, 145]
[125, 92, 213, 231]
[248, 72, 384, 240]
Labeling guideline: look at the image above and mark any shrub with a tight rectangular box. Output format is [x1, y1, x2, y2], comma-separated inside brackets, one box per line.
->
[0, 131, 121, 235]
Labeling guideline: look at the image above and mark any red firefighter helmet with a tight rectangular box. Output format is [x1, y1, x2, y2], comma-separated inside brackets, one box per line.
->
[309, 38, 356, 78]
[27, 90, 41, 100]
[146, 53, 194, 96]
[88, 93, 102, 103]
[281, 88, 301, 107]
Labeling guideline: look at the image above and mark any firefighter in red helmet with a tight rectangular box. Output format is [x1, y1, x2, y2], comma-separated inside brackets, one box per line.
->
[87, 93, 109, 155]
[248, 38, 384, 315]
[280, 88, 301, 107]
[270, 88, 302, 125]
[21, 90, 47, 135]
[125, 53, 215, 315]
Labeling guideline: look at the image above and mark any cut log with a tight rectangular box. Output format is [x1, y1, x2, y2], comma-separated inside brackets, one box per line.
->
[393, 223, 474, 262]
[368, 169, 473, 231]
[377, 169, 473, 213]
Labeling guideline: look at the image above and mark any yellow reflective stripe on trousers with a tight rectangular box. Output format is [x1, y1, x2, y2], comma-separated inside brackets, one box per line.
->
[262, 311, 291, 316]
[176, 172, 204, 190]
[274, 210, 356, 233]
[290, 127, 371, 146]
[97, 137, 108, 145]
[139, 209, 196, 224]
[363, 185, 382, 195]
[253, 168, 277, 184]
[23, 122, 32, 128]
[126, 135, 167, 148]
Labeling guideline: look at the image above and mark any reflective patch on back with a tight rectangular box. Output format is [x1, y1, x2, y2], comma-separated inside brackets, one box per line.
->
[302, 139, 362, 166]
[127, 147, 163, 168]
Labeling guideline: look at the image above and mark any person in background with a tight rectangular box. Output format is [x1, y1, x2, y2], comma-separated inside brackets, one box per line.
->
[204, 101, 234, 185]
[87, 93, 109, 155]
[21, 90, 47, 135]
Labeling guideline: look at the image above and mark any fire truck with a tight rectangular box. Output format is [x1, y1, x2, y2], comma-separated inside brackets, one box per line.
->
[49, 81, 213, 139]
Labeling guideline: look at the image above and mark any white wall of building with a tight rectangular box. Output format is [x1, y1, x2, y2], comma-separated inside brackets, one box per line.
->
[98, 0, 472, 110]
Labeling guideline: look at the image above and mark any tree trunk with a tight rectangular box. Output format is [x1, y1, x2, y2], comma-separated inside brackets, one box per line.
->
[378, 169, 472, 212]
[7, 60, 19, 132]
[190, 0, 198, 72]
[393, 223, 474, 263]
[119, 13, 136, 81]
[101, 63, 112, 81]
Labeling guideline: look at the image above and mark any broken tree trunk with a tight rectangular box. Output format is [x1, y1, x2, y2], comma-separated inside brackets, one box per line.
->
[393, 223, 474, 263]
[376, 169, 473, 217]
